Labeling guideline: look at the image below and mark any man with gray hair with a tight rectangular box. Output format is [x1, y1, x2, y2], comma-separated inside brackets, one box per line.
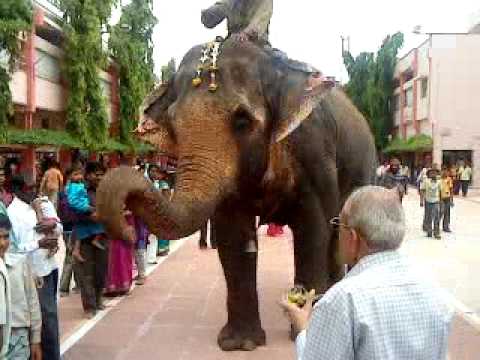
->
[281, 186, 453, 360]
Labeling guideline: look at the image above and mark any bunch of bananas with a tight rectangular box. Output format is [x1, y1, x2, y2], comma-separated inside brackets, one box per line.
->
[287, 285, 309, 307]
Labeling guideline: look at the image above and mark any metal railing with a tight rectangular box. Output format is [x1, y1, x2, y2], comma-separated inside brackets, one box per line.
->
[45, 0, 61, 8]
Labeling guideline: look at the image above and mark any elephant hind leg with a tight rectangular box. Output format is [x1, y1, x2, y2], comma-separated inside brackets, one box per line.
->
[215, 209, 265, 351]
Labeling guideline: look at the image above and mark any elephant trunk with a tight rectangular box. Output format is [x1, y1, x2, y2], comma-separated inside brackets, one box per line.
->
[97, 157, 223, 241]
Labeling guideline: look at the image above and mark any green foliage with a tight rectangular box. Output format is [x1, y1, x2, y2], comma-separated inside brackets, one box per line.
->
[0, 68, 12, 142]
[384, 134, 433, 153]
[7, 128, 82, 147]
[61, 0, 118, 26]
[161, 58, 176, 84]
[0, 0, 32, 142]
[343, 32, 404, 150]
[60, 0, 111, 148]
[109, 0, 157, 144]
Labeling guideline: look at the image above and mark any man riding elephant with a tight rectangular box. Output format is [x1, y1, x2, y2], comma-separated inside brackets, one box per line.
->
[201, 0, 324, 92]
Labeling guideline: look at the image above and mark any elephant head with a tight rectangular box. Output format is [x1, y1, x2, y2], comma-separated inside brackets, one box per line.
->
[97, 40, 334, 241]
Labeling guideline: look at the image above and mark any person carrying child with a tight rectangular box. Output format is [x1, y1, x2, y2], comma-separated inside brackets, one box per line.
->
[66, 165, 105, 263]
[68, 162, 108, 318]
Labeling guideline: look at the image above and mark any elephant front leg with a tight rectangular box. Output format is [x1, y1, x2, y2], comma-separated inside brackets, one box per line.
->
[291, 194, 341, 294]
[215, 210, 265, 351]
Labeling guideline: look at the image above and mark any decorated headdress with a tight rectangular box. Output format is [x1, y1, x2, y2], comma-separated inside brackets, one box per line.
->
[192, 37, 224, 92]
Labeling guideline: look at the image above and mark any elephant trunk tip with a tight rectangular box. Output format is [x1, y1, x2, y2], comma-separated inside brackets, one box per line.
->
[97, 166, 151, 241]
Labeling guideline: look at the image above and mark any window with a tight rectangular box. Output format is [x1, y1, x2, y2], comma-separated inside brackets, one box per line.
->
[404, 88, 413, 108]
[393, 95, 400, 111]
[47, 0, 61, 7]
[421, 78, 428, 98]
[36, 50, 61, 82]
[0, 50, 9, 68]
[41, 117, 50, 129]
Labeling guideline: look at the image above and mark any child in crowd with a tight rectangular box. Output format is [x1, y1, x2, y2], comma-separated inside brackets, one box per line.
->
[0, 215, 11, 359]
[134, 217, 149, 285]
[148, 165, 171, 256]
[2, 213, 42, 360]
[421, 168, 442, 239]
[66, 165, 104, 262]
[440, 168, 454, 233]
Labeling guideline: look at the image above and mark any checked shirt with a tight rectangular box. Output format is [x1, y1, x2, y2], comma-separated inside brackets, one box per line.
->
[296, 250, 453, 360]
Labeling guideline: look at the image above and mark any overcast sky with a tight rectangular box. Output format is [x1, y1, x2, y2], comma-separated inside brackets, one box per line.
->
[117, 1, 479, 83]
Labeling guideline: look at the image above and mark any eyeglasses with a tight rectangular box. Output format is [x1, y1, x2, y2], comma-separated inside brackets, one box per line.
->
[329, 216, 350, 230]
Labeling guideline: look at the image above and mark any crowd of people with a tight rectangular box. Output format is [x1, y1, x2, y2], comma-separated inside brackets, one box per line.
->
[0, 156, 175, 359]
[377, 158, 474, 239]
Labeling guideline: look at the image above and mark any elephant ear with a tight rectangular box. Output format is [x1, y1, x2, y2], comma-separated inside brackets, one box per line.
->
[136, 79, 176, 133]
[135, 79, 178, 154]
[268, 69, 335, 143]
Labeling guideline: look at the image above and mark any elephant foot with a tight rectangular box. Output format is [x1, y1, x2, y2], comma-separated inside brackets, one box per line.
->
[217, 323, 266, 351]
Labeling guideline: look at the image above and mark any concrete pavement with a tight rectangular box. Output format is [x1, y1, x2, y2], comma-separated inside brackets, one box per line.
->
[400, 190, 480, 318]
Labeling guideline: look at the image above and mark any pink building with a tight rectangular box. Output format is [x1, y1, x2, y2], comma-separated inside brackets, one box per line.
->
[391, 30, 480, 187]
[1, 0, 121, 183]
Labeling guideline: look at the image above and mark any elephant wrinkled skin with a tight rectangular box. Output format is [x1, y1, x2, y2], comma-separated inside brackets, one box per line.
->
[97, 39, 377, 351]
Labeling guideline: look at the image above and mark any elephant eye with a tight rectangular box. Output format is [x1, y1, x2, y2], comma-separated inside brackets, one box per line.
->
[232, 108, 253, 134]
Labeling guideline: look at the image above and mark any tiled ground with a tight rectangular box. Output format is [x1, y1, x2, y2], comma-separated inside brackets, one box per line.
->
[62, 228, 297, 359]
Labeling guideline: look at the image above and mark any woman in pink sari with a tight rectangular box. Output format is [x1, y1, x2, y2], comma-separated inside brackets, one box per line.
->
[105, 214, 135, 296]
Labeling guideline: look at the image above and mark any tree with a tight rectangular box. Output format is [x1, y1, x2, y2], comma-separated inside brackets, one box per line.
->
[161, 58, 176, 84]
[343, 32, 404, 149]
[60, 0, 115, 148]
[0, 0, 32, 141]
[109, 0, 157, 144]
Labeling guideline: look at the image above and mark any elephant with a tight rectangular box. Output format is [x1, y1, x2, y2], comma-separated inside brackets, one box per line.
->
[96, 38, 377, 351]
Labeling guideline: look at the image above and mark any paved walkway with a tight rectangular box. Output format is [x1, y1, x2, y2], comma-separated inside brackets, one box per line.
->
[61, 193, 480, 359]
[62, 228, 296, 359]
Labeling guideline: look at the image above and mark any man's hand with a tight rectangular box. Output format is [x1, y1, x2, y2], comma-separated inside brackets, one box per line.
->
[279, 289, 316, 334]
[30, 343, 42, 360]
[38, 237, 58, 250]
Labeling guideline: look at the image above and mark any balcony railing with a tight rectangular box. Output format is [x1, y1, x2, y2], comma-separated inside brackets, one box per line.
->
[34, 0, 64, 25]
[45, 0, 61, 8]
[34, 0, 63, 16]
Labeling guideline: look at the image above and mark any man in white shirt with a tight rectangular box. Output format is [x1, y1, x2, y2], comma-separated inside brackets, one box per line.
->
[281, 186, 453, 360]
[458, 162, 473, 197]
[0, 215, 12, 359]
[1, 177, 61, 360]
[5, 253, 42, 360]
